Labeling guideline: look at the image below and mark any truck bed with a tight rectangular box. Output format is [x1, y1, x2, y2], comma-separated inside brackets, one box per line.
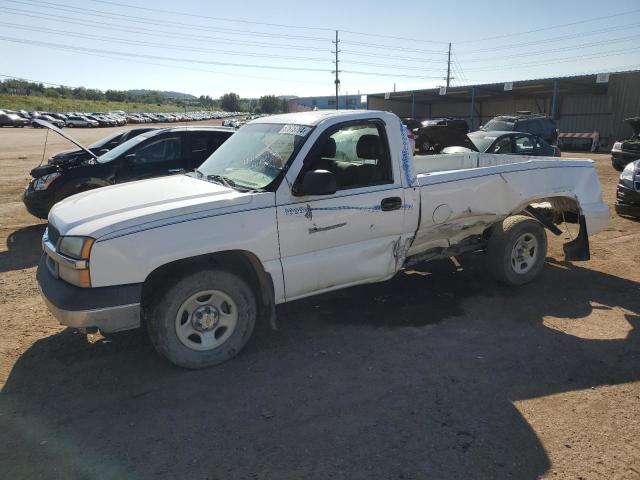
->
[406, 152, 609, 257]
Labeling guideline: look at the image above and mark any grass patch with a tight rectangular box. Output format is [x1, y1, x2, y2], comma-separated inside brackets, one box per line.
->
[0, 94, 214, 113]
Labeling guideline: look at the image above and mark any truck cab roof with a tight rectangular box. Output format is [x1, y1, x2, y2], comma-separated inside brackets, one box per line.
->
[250, 110, 390, 127]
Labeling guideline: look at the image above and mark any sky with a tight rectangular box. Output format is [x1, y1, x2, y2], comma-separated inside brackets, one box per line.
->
[1, 0, 640, 99]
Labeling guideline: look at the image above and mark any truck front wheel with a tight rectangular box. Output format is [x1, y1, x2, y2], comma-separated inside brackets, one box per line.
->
[486, 215, 548, 286]
[147, 270, 257, 368]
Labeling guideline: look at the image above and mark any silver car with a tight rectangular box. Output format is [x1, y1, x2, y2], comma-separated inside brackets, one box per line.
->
[65, 115, 99, 128]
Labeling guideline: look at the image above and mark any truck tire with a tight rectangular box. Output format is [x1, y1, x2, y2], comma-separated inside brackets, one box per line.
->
[147, 270, 257, 369]
[486, 215, 547, 286]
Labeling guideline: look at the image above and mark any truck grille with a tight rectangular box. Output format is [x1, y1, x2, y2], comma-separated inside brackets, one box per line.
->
[48, 225, 60, 246]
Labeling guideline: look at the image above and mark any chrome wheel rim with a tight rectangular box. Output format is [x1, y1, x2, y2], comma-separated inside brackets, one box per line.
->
[175, 290, 238, 351]
[510, 233, 539, 275]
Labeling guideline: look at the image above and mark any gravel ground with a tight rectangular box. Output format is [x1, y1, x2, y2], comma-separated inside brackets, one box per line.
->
[0, 123, 639, 479]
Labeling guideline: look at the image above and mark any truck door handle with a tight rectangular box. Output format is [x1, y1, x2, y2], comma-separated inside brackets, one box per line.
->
[381, 197, 402, 211]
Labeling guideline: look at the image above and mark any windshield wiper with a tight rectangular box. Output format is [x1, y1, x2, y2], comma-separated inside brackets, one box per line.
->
[207, 174, 236, 189]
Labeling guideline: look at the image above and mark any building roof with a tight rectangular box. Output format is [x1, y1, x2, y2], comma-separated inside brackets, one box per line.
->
[367, 69, 640, 105]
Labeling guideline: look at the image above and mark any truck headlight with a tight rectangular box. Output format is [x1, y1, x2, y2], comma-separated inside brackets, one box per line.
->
[54, 236, 94, 288]
[620, 161, 637, 188]
[611, 141, 623, 153]
[33, 172, 61, 190]
[58, 236, 95, 260]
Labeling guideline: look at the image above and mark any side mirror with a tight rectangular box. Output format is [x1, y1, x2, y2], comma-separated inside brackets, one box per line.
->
[295, 169, 336, 196]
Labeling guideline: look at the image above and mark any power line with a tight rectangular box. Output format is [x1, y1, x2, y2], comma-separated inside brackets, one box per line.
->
[3, 0, 331, 42]
[0, 36, 330, 72]
[456, 7, 640, 43]
[0, 21, 332, 63]
[1, 8, 330, 52]
[341, 40, 448, 55]
[87, 0, 449, 46]
[0, 21, 449, 74]
[86, 0, 334, 32]
[460, 32, 640, 63]
[339, 29, 448, 45]
[0, 36, 442, 80]
[463, 47, 635, 72]
[456, 22, 640, 54]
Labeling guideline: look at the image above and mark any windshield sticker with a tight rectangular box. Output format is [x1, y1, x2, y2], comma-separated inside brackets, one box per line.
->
[278, 124, 312, 136]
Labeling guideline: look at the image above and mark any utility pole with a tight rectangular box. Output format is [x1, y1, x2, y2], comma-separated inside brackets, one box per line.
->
[446, 42, 452, 88]
[332, 30, 340, 110]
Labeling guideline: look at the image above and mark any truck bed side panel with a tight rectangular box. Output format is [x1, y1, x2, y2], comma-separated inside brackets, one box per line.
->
[408, 157, 608, 256]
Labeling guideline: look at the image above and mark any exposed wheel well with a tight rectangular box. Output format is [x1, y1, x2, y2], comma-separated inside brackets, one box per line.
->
[140, 251, 275, 327]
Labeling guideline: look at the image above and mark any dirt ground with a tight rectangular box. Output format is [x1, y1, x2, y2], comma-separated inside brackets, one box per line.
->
[0, 123, 639, 479]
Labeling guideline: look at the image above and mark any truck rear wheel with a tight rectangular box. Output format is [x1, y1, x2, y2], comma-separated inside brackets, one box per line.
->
[486, 215, 547, 286]
[147, 270, 256, 369]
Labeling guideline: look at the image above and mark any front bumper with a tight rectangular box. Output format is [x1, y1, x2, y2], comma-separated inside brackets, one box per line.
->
[22, 183, 56, 219]
[612, 151, 640, 169]
[615, 183, 640, 218]
[37, 256, 142, 333]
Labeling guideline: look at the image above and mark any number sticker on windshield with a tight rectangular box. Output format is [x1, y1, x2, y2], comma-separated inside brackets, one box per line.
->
[278, 124, 312, 136]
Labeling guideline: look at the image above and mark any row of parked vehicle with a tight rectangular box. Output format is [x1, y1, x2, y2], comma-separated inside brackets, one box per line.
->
[0, 109, 245, 129]
[402, 112, 561, 158]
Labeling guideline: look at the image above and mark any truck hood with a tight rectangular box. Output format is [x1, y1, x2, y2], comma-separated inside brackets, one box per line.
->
[49, 174, 255, 239]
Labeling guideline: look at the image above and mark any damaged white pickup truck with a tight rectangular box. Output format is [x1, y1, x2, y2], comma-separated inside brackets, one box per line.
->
[37, 110, 610, 368]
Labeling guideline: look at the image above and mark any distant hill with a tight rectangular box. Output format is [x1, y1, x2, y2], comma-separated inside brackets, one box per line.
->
[127, 89, 197, 100]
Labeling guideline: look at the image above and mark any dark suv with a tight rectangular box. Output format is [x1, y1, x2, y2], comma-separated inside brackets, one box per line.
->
[481, 113, 559, 146]
[23, 126, 234, 218]
[611, 117, 640, 171]
[413, 118, 469, 153]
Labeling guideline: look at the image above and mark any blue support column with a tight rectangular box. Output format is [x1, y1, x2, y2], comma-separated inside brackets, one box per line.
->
[411, 91, 415, 118]
[550, 79, 558, 119]
[469, 87, 476, 130]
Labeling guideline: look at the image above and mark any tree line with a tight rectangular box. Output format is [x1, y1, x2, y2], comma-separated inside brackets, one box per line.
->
[1, 79, 285, 113]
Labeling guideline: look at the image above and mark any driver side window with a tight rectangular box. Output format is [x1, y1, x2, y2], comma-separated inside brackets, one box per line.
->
[133, 136, 182, 164]
[491, 137, 513, 154]
[305, 122, 393, 189]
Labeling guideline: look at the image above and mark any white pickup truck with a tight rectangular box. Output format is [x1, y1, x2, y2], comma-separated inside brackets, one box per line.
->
[37, 110, 610, 368]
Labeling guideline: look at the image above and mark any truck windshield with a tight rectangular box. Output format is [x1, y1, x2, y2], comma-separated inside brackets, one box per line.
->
[195, 123, 312, 190]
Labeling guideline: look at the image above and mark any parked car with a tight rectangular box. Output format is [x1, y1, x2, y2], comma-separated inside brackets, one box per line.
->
[47, 127, 157, 166]
[0, 112, 29, 127]
[481, 113, 559, 146]
[66, 115, 99, 128]
[441, 131, 560, 156]
[615, 159, 640, 217]
[611, 117, 640, 171]
[36, 110, 609, 368]
[31, 114, 65, 129]
[85, 114, 112, 127]
[23, 122, 234, 218]
[415, 118, 469, 152]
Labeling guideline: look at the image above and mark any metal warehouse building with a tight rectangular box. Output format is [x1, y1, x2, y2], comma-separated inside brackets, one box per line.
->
[367, 69, 640, 147]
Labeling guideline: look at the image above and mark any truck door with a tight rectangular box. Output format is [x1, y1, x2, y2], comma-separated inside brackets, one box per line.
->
[276, 119, 407, 300]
